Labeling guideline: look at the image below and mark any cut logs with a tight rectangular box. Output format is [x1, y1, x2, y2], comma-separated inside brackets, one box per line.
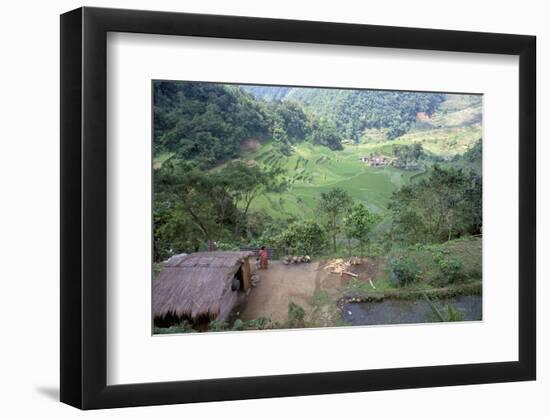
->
[323, 258, 351, 274]
[324, 257, 375, 289]
[283, 255, 311, 265]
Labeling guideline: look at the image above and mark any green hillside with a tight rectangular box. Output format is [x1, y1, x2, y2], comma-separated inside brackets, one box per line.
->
[153, 81, 482, 261]
[242, 85, 447, 141]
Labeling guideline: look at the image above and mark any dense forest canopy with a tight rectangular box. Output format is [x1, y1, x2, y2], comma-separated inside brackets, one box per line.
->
[153, 81, 346, 167]
[154, 82, 269, 165]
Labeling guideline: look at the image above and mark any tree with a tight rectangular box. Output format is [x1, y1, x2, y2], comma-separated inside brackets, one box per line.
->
[278, 221, 327, 255]
[343, 203, 380, 257]
[153, 161, 241, 260]
[307, 117, 343, 150]
[388, 165, 482, 244]
[276, 101, 308, 141]
[218, 161, 287, 233]
[317, 188, 353, 252]
[153, 81, 270, 166]
[394, 143, 424, 168]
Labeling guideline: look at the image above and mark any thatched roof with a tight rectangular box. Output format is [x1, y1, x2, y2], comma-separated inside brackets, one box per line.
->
[153, 251, 253, 321]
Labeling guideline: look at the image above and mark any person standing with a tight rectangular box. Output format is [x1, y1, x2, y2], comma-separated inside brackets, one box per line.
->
[258, 246, 269, 269]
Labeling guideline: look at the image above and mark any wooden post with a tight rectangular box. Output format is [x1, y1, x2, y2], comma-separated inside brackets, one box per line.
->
[242, 258, 251, 291]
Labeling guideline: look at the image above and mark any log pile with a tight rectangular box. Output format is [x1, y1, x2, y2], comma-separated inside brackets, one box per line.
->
[323, 257, 376, 289]
[324, 257, 363, 274]
[282, 255, 311, 265]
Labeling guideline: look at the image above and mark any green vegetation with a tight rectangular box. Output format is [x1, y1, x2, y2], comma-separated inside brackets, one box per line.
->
[244, 85, 446, 141]
[278, 221, 327, 255]
[287, 302, 306, 328]
[390, 255, 421, 287]
[393, 237, 482, 288]
[388, 165, 482, 244]
[206, 317, 275, 332]
[318, 188, 353, 252]
[340, 236, 481, 298]
[153, 81, 482, 261]
[343, 203, 380, 257]
[153, 81, 482, 321]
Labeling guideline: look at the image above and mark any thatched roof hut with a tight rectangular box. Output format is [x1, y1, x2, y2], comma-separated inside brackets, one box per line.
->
[153, 251, 253, 323]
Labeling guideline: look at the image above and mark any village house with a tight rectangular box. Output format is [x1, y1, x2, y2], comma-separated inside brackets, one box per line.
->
[153, 251, 254, 325]
[359, 154, 395, 166]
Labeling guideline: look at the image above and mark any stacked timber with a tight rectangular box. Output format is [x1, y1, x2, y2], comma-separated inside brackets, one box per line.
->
[282, 255, 311, 265]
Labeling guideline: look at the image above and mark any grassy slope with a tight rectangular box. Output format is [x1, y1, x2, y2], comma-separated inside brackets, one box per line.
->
[345, 236, 482, 295]
[245, 141, 416, 218]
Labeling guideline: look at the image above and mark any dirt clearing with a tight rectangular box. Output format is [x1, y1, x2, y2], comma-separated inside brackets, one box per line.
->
[239, 258, 383, 325]
[240, 261, 319, 323]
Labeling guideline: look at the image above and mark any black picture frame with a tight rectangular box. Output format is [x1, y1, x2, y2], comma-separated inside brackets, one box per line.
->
[60, 6, 536, 410]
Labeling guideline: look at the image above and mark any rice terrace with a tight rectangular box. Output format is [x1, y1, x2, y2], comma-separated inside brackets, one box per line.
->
[152, 81, 482, 334]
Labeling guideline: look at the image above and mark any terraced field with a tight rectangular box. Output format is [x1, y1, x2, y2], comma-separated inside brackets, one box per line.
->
[244, 142, 414, 219]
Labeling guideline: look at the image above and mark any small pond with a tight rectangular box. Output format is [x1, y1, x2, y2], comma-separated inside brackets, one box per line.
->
[341, 295, 482, 326]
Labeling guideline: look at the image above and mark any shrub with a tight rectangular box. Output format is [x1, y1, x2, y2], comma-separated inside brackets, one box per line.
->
[232, 319, 244, 331]
[438, 256, 465, 284]
[153, 320, 195, 334]
[216, 242, 241, 251]
[287, 302, 306, 328]
[208, 320, 228, 332]
[243, 317, 270, 330]
[390, 255, 420, 287]
[279, 221, 327, 255]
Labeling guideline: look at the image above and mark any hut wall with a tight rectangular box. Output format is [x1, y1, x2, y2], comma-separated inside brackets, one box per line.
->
[217, 286, 241, 321]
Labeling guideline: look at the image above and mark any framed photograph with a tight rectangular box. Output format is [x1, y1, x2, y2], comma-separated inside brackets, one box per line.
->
[60, 6, 536, 410]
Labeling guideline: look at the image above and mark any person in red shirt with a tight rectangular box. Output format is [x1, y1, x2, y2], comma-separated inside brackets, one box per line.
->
[258, 246, 269, 269]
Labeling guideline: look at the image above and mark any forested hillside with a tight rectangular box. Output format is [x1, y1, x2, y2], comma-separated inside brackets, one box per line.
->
[153, 81, 344, 166]
[243, 85, 447, 140]
[153, 82, 269, 165]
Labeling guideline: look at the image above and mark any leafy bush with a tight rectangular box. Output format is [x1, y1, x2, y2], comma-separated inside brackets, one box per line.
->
[390, 255, 420, 287]
[437, 256, 466, 284]
[153, 320, 195, 334]
[208, 320, 229, 332]
[279, 221, 327, 255]
[209, 317, 273, 332]
[287, 302, 306, 328]
[242, 317, 270, 330]
[232, 319, 244, 331]
[216, 242, 241, 251]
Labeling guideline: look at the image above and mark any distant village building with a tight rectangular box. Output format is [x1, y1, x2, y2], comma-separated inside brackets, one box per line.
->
[359, 154, 395, 166]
